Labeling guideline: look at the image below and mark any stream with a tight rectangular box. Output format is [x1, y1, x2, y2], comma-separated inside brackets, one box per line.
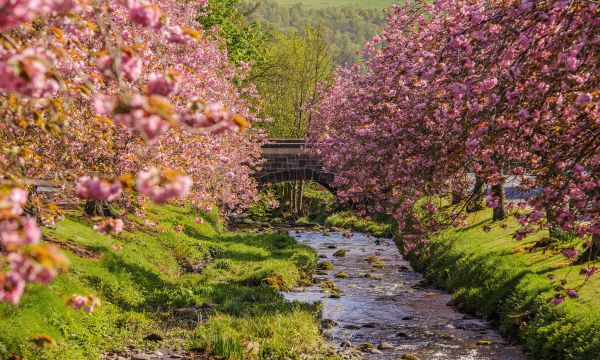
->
[284, 230, 528, 360]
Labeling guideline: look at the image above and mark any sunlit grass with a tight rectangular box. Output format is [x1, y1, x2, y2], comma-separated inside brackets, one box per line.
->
[421, 209, 600, 359]
[0, 204, 327, 359]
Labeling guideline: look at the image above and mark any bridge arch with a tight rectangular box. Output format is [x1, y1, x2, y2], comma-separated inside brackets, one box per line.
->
[255, 139, 335, 193]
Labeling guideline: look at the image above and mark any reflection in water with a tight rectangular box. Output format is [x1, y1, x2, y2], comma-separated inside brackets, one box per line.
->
[284, 231, 528, 360]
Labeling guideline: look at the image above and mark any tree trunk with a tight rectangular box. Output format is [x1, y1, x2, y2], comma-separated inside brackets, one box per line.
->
[451, 191, 463, 205]
[575, 233, 600, 264]
[291, 180, 297, 215]
[297, 180, 305, 215]
[84, 200, 114, 217]
[491, 183, 506, 221]
[545, 204, 561, 240]
[467, 177, 485, 213]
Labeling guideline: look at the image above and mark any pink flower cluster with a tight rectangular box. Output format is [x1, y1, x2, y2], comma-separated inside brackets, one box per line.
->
[93, 218, 125, 235]
[0, 0, 78, 29]
[0, 189, 63, 304]
[146, 72, 179, 96]
[136, 168, 192, 204]
[183, 102, 248, 134]
[0, 48, 59, 98]
[113, 95, 171, 142]
[76, 177, 122, 201]
[66, 294, 100, 313]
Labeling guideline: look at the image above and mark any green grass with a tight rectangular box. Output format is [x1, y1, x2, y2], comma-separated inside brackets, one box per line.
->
[0, 204, 329, 359]
[413, 209, 600, 359]
[325, 211, 396, 237]
[274, 0, 397, 9]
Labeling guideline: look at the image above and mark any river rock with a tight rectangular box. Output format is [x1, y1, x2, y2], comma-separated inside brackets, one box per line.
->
[333, 249, 348, 257]
[369, 348, 384, 355]
[378, 341, 394, 350]
[340, 340, 352, 348]
[396, 331, 410, 339]
[132, 354, 151, 360]
[476, 340, 493, 346]
[399, 353, 421, 360]
[321, 319, 338, 329]
[143, 333, 163, 341]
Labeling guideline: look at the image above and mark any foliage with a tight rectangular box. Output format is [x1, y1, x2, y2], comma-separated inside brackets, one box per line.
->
[0, 205, 327, 358]
[325, 211, 395, 238]
[199, 0, 270, 64]
[247, 0, 389, 64]
[249, 182, 335, 221]
[251, 27, 334, 138]
[414, 209, 600, 359]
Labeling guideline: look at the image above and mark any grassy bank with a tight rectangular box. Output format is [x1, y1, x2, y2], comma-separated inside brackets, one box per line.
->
[0, 205, 329, 359]
[324, 211, 396, 238]
[412, 209, 600, 359]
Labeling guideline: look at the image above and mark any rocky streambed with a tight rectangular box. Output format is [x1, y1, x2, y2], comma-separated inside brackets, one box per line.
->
[284, 231, 528, 360]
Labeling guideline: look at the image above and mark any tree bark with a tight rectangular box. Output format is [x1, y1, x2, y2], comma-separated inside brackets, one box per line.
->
[467, 176, 485, 213]
[297, 180, 305, 215]
[451, 191, 463, 205]
[491, 183, 506, 221]
[576, 233, 600, 264]
[84, 200, 114, 217]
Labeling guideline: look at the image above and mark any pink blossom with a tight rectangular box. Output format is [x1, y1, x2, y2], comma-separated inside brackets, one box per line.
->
[120, 52, 142, 82]
[93, 218, 124, 235]
[566, 289, 579, 299]
[0, 217, 41, 247]
[0, 272, 26, 304]
[114, 95, 170, 141]
[552, 294, 565, 306]
[128, 0, 162, 29]
[0, 48, 59, 97]
[146, 72, 178, 96]
[66, 295, 100, 313]
[485, 195, 499, 209]
[575, 92, 592, 105]
[182, 102, 248, 133]
[136, 168, 192, 204]
[194, 217, 204, 224]
[561, 248, 580, 260]
[0, 0, 39, 29]
[580, 267, 598, 280]
[76, 177, 122, 201]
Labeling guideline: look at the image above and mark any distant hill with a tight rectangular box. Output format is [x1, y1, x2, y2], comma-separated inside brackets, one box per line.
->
[275, 0, 396, 9]
[247, 0, 395, 64]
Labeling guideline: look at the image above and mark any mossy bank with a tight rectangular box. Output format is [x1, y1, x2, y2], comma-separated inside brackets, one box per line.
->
[406, 209, 600, 360]
[0, 205, 332, 359]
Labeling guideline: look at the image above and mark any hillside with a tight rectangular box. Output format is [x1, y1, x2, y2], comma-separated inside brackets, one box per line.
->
[274, 0, 396, 8]
[247, 0, 391, 64]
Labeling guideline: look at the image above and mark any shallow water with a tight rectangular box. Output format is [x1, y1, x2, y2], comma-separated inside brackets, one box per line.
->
[284, 231, 528, 360]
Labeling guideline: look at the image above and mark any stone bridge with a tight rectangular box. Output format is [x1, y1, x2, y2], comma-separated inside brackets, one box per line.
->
[255, 139, 335, 192]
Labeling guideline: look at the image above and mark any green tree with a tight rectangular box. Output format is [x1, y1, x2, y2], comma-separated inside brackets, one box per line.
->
[250, 27, 335, 216]
[198, 0, 270, 64]
[250, 27, 334, 138]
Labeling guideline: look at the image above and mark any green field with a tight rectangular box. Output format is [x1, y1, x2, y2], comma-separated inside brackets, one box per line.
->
[275, 0, 397, 9]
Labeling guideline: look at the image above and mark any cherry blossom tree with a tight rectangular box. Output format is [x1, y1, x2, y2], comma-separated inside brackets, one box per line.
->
[1, 0, 264, 305]
[310, 0, 599, 299]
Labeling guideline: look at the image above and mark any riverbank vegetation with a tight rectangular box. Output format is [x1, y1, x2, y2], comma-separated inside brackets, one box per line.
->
[412, 208, 600, 359]
[0, 205, 327, 359]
